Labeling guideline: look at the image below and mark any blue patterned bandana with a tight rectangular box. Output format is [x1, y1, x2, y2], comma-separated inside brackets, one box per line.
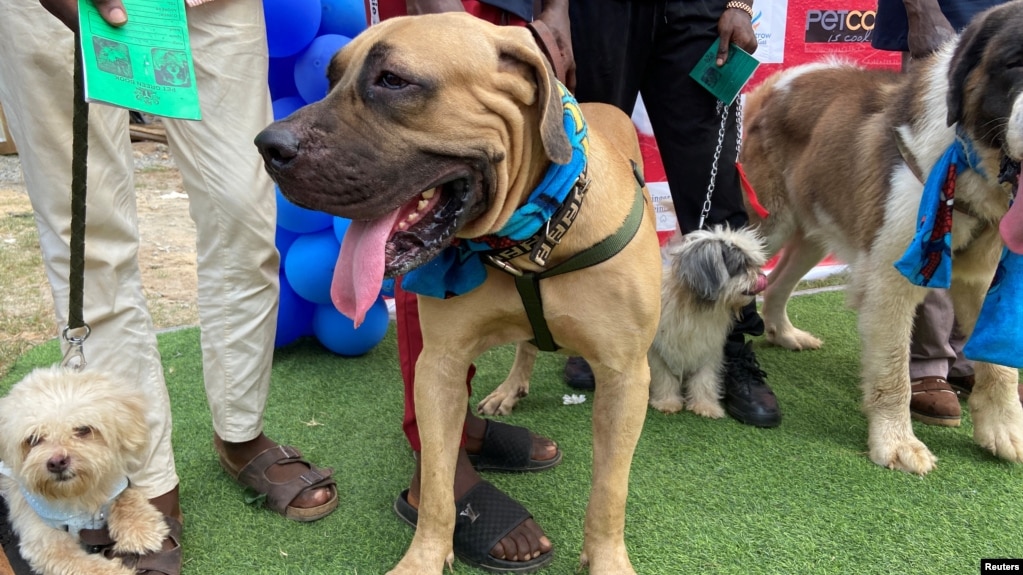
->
[894, 127, 983, 288]
[894, 129, 1023, 368]
[964, 243, 1023, 368]
[402, 83, 588, 299]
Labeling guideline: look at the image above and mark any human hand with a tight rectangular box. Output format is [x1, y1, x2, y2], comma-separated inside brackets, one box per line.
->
[40, 0, 127, 30]
[717, 7, 757, 66]
[536, 0, 575, 92]
[903, 0, 955, 59]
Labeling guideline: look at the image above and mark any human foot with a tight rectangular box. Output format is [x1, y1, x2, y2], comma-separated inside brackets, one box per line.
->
[463, 411, 560, 471]
[403, 450, 553, 569]
[215, 434, 338, 521]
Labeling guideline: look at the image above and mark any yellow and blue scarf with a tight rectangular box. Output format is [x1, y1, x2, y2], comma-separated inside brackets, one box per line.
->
[402, 84, 588, 299]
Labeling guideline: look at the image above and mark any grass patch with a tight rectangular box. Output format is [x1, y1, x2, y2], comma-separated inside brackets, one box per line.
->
[793, 270, 849, 292]
[0, 198, 52, 381]
[3, 290, 1023, 574]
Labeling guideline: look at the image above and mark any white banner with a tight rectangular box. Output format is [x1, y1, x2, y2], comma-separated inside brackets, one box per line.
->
[751, 0, 788, 64]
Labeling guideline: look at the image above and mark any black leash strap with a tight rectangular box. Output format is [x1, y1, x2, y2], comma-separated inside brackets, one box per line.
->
[63, 30, 91, 370]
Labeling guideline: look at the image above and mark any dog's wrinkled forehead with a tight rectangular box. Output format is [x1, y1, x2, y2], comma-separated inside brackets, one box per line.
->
[325, 14, 511, 100]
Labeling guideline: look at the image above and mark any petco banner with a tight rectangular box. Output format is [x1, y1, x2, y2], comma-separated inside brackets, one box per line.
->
[804, 7, 877, 43]
[748, 0, 900, 86]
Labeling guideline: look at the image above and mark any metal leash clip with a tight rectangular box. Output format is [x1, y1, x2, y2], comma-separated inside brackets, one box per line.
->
[484, 254, 524, 277]
[60, 324, 91, 372]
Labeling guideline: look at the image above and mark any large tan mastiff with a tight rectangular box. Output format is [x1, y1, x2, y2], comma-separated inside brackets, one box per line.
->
[254, 13, 661, 574]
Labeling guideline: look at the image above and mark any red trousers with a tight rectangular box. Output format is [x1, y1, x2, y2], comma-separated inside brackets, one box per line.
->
[394, 285, 478, 451]
[365, 0, 527, 26]
[370, 1, 526, 452]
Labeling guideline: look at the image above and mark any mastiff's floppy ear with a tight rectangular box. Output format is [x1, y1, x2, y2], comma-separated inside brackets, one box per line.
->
[494, 26, 573, 165]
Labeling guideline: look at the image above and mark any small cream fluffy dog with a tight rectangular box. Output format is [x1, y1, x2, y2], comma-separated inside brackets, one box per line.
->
[648, 226, 768, 417]
[0, 366, 168, 575]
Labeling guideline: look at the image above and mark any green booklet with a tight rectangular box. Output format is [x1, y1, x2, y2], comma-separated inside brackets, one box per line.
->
[689, 39, 760, 106]
[78, 0, 201, 120]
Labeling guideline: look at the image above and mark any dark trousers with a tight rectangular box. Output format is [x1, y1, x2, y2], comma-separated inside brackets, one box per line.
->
[570, 0, 763, 340]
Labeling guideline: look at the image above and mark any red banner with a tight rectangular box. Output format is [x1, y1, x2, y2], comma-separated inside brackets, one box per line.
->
[750, 0, 900, 87]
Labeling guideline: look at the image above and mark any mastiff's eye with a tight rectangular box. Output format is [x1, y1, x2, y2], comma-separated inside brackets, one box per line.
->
[377, 71, 410, 90]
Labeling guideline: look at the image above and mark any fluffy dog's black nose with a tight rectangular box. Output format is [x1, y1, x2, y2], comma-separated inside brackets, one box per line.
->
[47, 454, 69, 474]
[254, 127, 301, 170]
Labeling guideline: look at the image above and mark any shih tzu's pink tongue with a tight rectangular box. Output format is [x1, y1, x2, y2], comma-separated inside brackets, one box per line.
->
[746, 272, 769, 296]
[332, 209, 400, 327]
[1000, 179, 1023, 255]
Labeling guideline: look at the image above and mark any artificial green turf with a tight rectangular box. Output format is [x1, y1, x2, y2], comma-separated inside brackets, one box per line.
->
[3, 290, 1023, 574]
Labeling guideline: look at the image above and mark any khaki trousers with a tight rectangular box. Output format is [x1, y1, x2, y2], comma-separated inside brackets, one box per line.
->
[0, 0, 279, 498]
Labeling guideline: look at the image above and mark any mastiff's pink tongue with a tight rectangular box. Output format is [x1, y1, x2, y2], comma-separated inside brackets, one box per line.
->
[1001, 178, 1023, 255]
[331, 210, 400, 327]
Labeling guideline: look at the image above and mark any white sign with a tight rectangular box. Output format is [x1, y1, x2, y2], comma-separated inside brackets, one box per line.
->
[752, 0, 788, 64]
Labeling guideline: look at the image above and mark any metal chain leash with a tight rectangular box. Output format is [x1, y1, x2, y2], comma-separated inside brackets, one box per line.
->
[698, 98, 744, 231]
[735, 98, 744, 158]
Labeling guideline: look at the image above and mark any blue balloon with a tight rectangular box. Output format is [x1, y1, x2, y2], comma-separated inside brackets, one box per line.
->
[275, 272, 315, 348]
[319, 0, 367, 38]
[283, 230, 340, 305]
[268, 55, 299, 100]
[275, 227, 300, 261]
[272, 96, 307, 121]
[294, 34, 352, 104]
[312, 298, 389, 356]
[333, 216, 351, 245]
[264, 0, 321, 58]
[380, 278, 395, 298]
[276, 186, 333, 234]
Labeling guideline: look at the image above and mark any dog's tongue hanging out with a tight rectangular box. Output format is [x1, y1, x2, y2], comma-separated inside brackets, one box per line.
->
[332, 210, 400, 327]
[1001, 178, 1023, 255]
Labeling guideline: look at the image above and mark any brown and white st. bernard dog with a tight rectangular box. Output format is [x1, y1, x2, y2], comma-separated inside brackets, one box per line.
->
[740, 0, 1023, 474]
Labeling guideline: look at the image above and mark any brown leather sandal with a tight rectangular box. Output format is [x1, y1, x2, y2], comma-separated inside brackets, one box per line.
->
[219, 444, 338, 522]
[108, 515, 182, 575]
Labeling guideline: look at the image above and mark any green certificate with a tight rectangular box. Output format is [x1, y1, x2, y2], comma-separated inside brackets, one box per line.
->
[78, 0, 201, 120]
[689, 39, 760, 106]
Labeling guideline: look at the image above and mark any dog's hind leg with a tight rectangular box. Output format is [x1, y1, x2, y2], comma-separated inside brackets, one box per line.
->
[477, 342, 536, 416]
[858, 276, 937, 474]
[762, 231, 826, 350]
[648, 349, 684, 414]
[580, 358, 649, 575]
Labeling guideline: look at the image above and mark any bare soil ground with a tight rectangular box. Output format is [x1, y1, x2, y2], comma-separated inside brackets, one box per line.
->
[0, 141, 198, 379]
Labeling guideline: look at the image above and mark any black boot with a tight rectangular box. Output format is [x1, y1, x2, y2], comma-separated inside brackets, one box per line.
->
[722, 341, 781, 427]
[563, 356, 595, 390]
